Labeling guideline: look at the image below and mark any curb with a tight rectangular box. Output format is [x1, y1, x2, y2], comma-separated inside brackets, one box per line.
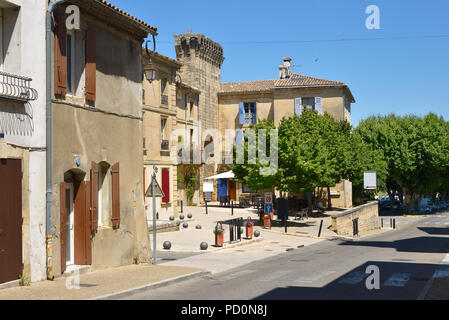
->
[91, 270, 210, 300]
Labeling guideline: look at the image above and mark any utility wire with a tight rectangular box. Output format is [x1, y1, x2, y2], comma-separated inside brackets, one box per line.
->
[157, 34, 449, 45]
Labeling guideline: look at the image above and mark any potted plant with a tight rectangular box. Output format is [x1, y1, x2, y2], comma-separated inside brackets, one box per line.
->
[214, 223, 225, 247]
[245, 218, 254, 239]
[263, 214, 271, 229]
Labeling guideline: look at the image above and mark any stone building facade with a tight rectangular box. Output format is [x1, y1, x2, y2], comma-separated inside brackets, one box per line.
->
[174, 33, 225, 203]
[218, 58, 355, 208]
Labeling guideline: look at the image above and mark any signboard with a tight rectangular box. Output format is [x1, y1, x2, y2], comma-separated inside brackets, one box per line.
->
[145, 178, 165, 197]
[203, 182, 214, 193]
[265, 193, 273, 204]
[364, 171, 377, 190]
[204, 192, 212, 202]
[265, 203, 273, 214]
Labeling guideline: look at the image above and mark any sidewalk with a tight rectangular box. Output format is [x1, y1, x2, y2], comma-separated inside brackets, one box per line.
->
[0, 264, 203, 300]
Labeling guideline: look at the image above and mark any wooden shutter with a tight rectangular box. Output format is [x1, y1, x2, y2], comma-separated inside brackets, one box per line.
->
[252, 102, 257, 124]
[238, 102, 244, 125]
[90, 162, 99, 232]
[162, 168, 170, 203]
[111, 163, 121, 229]
[54, 13, 67, 96]
[60, 182, 67, 274]
[294, 97, 302, 116]
[315, 97, 323, 115]
[85, 28, 96, 102]
[84, 181, 92, 265]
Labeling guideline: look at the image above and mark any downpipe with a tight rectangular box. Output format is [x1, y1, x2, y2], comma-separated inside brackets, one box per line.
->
[46, 0, 67, 281]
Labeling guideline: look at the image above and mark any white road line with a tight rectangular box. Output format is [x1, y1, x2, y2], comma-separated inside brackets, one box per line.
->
[338, 271, 368, 285]
[442, 254, 449, 264]
[433, 266, 449, 278]
[384, 273, 411, 287]
[294, 271, 336, 283]
[257, 270, 292, 282]
[220, 270, 256, 281]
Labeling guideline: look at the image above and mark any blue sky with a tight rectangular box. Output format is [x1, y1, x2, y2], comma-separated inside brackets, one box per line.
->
[110, 0, 449, 126]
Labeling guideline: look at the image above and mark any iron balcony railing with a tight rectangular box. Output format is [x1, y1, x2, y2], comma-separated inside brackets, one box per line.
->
[0, 71, 38, 102]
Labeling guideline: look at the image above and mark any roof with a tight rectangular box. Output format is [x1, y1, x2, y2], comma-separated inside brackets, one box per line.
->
[143, 50, 182, 68]
[219, 73, 355, 102]
[95, 0, 157, 34]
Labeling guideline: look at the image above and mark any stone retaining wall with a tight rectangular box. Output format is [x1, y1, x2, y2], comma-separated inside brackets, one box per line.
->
[331, 201, 380, 237]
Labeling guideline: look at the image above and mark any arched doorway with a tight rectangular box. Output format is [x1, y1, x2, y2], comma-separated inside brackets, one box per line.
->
[61, 169, 92, 274]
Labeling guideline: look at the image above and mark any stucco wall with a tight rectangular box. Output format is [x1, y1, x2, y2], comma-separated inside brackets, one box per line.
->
[0, 0, 47, 283]
[51, 103, 148, 273]
[331, 201, 380, 237]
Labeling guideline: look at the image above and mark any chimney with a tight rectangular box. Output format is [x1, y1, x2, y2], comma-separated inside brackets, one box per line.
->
[279, 57, 292, 79]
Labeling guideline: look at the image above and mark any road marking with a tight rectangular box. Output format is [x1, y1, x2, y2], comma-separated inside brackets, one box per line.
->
[443, 254, 449, 264]
[220, 270, 256, 281]
[384, 273, 411, 287]
[433, 266, 449, 278]
[258, 270, 292, 282]
[294, 271, 335, 283]
[338, 271, 368, 285]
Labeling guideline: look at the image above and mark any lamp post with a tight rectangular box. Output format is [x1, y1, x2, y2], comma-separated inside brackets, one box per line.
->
[145, 34, 157, 82]
[152, 165, 158, 264]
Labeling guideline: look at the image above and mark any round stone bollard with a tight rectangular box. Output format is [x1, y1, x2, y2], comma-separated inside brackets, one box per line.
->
[163, 241, 172, 250]
[187, 213, 193, 219]
[254, 230, 261, 238]
[169, 216, 175, 221]
[196, 225, 202, 230]
[183, 222, 189, 229]
[200, 242, 208, 251]
[179, 214, 185, 220]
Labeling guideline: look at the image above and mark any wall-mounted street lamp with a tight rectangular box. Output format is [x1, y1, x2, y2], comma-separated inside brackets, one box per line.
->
[145, 34, 157, 82]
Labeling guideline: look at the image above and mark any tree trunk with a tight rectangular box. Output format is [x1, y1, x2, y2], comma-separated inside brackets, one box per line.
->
[327, 186, 332, 209]
[307, 193, 313, 216]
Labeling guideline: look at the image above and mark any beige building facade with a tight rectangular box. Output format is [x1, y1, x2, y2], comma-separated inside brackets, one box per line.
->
[218, 58, 355, 208]
[50, 0, 155, 277]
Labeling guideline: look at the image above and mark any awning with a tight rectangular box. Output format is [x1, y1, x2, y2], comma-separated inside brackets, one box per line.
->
[205, 171, 235, 180]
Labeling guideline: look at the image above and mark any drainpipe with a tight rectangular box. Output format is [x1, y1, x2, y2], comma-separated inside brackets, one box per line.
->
[46, 0, 66, 280]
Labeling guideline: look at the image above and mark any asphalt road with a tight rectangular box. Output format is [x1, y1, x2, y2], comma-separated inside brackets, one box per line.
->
[123, 212, 449, 300]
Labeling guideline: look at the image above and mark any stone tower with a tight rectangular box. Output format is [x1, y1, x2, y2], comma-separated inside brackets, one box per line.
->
[174, 33, 225, 181]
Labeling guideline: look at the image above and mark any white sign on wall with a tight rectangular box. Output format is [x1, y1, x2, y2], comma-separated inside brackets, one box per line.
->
[364, 171, 377, 190]
[203, 182, 214, 193]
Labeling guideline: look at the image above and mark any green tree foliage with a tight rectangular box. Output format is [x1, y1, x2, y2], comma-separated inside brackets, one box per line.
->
[231, 119, 278, 191]
[355, 113, 449, 210]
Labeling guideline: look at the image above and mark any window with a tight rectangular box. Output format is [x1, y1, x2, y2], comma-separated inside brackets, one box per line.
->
[162, 168, 170, 203]
[161, 118, 167, 141]
[302, 98, 315, 110]
[66, 31, 76, 95]
[97, 163, 111, 228]
[243, 102, 257, 124]
[190, 101, 194, 119]
[242, 185, 257, 193]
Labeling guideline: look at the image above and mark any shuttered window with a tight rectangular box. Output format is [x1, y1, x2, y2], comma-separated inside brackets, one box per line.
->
[294, 97, 303, 116]
[54, 13, 67, 96]
[162, 168, 170, 203]
[85, 28, 96, 102]
[111, 163, 120, 229]
[90, 162, 99, 232]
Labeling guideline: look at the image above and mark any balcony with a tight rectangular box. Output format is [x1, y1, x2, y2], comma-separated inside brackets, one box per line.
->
[161, 95, 168, 105]
[0, 71, 38, 102]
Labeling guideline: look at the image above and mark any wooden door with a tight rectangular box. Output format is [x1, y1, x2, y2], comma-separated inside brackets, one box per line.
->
[74, 181, 91, 266]
[228, 180, 236, 201]
[0, 159, 22, 284]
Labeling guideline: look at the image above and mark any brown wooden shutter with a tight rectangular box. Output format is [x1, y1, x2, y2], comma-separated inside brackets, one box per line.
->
[84, 181, 92, 265]
[54, 13, 67, 96]
[111, 163, 121, 229]
[60, 182, 67, 274]
[90, 162, 99, 232]
[85, 28, 96, 102]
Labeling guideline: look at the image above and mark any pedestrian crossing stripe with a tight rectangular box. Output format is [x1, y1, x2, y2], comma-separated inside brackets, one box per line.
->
[384, 273, 411, 287]
[338, 271, 368, 285]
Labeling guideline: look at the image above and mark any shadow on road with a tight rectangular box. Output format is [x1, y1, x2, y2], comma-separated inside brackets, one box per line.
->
[253, 261, 448, 300]
[418, 227, 449, 236]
